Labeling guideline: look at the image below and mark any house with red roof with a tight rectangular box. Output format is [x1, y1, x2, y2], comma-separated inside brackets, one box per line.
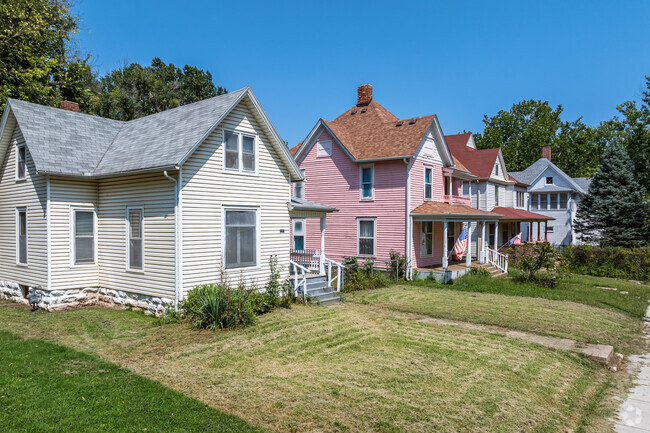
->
[290, 84, 506, 278]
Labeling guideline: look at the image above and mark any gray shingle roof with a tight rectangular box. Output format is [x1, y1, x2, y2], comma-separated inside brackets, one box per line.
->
[6, 88, 249, 177]
[508, 158, 586, 194]
[572, 177, 592, 193]
[289, 197, 338, 213]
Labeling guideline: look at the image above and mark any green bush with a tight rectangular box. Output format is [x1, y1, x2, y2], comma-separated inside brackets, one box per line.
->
[468, 266, 491, 278]
[341, 256, 392, 292]
[507, 242, 558, 282]
[184, 284, 255, 330]
[561, 245, 650, 281]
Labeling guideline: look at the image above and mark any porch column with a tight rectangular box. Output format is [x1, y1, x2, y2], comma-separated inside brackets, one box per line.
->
[442, 221, 448, 269]
[545, 221, 548, 241]
[537, 221, 541, 242]
[465, 222, 472, 267]
[494, 220, 499, 249]
[319, 217, 326, 275]
[480, 221, 486, 263]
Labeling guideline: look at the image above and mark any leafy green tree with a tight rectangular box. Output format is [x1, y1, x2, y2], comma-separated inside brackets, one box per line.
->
[574, 141, 649, 246]
[94, 58, 226, 121]
[0, 0, 95, 112]
[474, 100, 603, 177]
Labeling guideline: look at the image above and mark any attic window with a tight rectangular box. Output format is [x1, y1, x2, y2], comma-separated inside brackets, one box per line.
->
[361, 108, 367, 113]
[546, 177, 553, 185]
[317, 140, 332, 157]
[396, 121, 403, 127]
[409, 119, 417, 125]
[16, 144, 26, 180]
[351, 110, 357, 114]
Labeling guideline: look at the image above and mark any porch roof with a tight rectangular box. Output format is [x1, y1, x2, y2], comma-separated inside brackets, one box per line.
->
[491, 207, 554, 221]
[411, 201, 502, 221]
[288, 197, 338, 213]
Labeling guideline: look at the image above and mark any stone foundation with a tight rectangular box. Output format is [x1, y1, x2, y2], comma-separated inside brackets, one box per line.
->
[0, 280, 173, 315]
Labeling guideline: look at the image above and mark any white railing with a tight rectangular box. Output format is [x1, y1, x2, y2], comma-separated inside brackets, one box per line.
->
[290, 249, 321, 272]
[485, 248, 508, 273]
[325, 258, 345, 292]
[289, 260, 309, 300]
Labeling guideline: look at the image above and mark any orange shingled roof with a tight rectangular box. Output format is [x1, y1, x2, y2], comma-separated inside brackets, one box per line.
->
[412, 201, 502, 217]
[445, 137, 501, 179]
[491, 207, 554, 221]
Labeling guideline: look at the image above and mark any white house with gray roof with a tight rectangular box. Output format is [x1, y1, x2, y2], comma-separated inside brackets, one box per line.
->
[0, 88, 333, 312]
[510, 146, 591, 246]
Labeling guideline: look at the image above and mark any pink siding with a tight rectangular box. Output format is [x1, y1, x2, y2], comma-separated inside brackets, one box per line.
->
[298, 130, 407, 262]
[409, 157, 444, 210]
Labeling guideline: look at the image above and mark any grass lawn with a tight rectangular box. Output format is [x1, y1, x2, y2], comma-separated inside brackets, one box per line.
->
[410, 271, 650, 318]
[0, 329, 265, 432]
[0, 301, 617, 433]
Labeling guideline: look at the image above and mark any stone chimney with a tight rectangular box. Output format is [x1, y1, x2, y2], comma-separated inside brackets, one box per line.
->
[59, 100, 80, 112]
[357, 84, 372, 106]
[542, 146, 551, 161]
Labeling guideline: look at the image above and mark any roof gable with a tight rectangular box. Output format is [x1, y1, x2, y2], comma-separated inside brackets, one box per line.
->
[509, 158, 585, 193]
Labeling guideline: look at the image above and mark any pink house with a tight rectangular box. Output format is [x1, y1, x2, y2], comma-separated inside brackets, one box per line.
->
[290, 84, 504, 278]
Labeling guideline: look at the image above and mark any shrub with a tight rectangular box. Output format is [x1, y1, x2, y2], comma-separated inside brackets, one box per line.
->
[468, 266, 491, 278]
[341, 256, 392, 292]
[507, 242, 559, 285]
[388, 250, 407, 281]
[184, 284, 255, 330]
[561, 245, 650, 281]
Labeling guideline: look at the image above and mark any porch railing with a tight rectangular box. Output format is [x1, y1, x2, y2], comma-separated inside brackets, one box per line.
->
[289, 260, 309, 300]
[443, 194, 472, 206]
[325, 258, 345, 292]
[485, 247, 508, 273]
[290, 249, 321, 272]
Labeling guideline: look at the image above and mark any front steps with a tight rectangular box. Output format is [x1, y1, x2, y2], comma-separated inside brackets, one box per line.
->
[292, 274, 344, 305]
[482, 264, 508, 278]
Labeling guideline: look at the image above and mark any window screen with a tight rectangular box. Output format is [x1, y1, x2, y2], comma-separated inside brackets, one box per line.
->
[358, 220, 375, 256]
[75, 210, 94, 264]
[17, 209, 26, 264]
[128, 209, 143, 270]
[225, 210, 256, 268]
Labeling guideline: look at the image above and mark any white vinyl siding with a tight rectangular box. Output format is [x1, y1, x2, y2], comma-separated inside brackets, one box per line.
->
[0, 120, 47, 288]
[181, 97, 291, 294]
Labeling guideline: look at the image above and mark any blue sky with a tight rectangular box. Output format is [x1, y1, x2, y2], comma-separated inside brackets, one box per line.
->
[72, 0, 650, 146]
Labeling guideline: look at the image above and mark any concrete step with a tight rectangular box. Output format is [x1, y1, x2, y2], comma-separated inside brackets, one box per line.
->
[491, 272, 507, 278]
[307, 286, 336, 297]
[313, 296, 345, 306]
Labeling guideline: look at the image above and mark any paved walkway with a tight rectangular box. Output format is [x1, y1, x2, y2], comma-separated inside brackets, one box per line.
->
[615, 306, 650, 432]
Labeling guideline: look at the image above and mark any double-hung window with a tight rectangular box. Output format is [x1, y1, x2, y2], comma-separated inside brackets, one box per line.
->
[421, 221, 433, 257]
[73, 209, 95, 265]
[424, 167, 433, 200]
[127, 208, 144, 270]
[531, 193, 538, 210]
[360, 165, 374, 200]
[17, 208, 27, 264]
[494, 185, 499, 206]
[292, 219, 305, 250]
[224, 130, 256, 173]
[447, 223, 455, 253]
[225, 209, 257, 269]
[516, 191, 525, 208]
[559, 193, 568, 209]
[293, 170, 305, 199]
[357, 218, 375, 256]
[16, 144, 26, 180]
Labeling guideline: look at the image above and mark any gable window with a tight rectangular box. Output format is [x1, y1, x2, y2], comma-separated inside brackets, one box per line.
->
[423, 137, 434, 156]
[357, 218, 375, 256]
[224, 130, 256, 173]
[16, 144, 26, 180]
[293, 170, 305, 199]
[316, 140, 332, 157]
[421, 221, 433, 257]
[360, 165, 374, 200]
[127, 208, 144, 270]
[73, 208, 96, 265]
[17, 208, 27, 264]
[546, 176, 553, 185]
[494, 185, 499, 206]
[424, 167, 433, 200]
[495, 163, 499, 176]
[225, 209, 257, 269]
[516, 191, 525, 208]
[292, 219, 305, 250]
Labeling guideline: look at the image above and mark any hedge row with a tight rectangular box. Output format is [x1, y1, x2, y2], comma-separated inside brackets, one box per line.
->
[561, 245, 650, 281]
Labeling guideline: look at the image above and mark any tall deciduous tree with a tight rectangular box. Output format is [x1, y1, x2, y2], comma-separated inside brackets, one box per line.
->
[0, 0, 95, 112]
[574, 141, 649, 246]
[94, 58, 226, 121]
[474, 100, 603, 177]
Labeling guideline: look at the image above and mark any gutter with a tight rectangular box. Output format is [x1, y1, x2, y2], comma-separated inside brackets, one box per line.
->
[163, 169, 183, 309]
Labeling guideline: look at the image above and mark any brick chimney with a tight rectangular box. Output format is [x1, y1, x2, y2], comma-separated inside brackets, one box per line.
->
[59, 100, 79, 112]
[357, 84, 372, 106]
[542, 146, 551, 161]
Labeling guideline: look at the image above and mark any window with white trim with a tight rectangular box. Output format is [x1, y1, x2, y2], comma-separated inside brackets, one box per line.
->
[531, 193, 539, 210]
[421, 221, 433, 257]
[540, 193, 548, 210]
[16, 144, 26, 180]
[316, 140, 332, 157]
[546, 176, 553, 185]
[127, 208, 143, 270]
[516, 191, 525, 208]
[292, 219, 305, 250]
[447, 223, 455, 253]
[559, 193, 568, 209]
[293, 170, 305, 199]
[224, 130, 256, 173]
[547, 225, 554, 233]
[357, 219, 375, 256]
[225, 209, 257, 269]
[424, 167, 433, 200]
[17, 208, 27, 264]
[360, 165, 374, 200]
[494, 185, 499, 206]
[73, 209, 95, 265]
[495, 163, 499, 176]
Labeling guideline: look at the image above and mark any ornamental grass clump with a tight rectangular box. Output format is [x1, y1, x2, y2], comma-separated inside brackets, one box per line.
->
[184, 284, 255, 330]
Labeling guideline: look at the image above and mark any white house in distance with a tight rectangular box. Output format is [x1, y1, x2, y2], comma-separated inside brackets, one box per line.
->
[0, 88, 330, 312]
[510, 146, 591, 246]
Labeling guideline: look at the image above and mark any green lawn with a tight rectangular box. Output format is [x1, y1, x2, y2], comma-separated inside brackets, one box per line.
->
[0, 329, 265, 432]
[409, 272, 650, 318]
[0, 301, 617, 432]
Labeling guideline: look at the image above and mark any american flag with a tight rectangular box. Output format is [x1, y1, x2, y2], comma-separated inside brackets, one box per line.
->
[508, 232, 522, 245]
[453, 227, 468, 260]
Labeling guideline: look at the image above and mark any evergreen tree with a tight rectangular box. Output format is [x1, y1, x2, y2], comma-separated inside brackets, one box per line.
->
[574, 141, 649, 246]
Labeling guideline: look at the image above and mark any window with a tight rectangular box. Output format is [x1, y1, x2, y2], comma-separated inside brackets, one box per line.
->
[224, 130, 256, 173]
[127, 208, 143, 270]
[540, 193, 548, 210]
[357, 219, 375, 256]
[516, 191, 525, 208]
[462, 181, 470, 197]
[494, 185, 499, 206]
[17, 208, 27, 264]
[421, 221, 433, 257]
[495, 163, 499, 176]
[424, 167, 433, 200]
[444, 176, 450, 196]
[225, 209, 257, 269]
[546, 176, 553, 185]
[293, 219, 305, 250]
[447, 223, 455, 253]
[16, 144, 26, 180]
[559, 193, 568, 209]
[360, 165, 374, 200]
[488, 223, 495, 247]
[73, 209, 95, 265]
[316, 140, 332, 157]
[546, 226, 554, 233]
[293, 170, 305, 199]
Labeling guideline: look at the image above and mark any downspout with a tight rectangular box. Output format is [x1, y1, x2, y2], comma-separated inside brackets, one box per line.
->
[403, 157, 411, 279]
[46, 176, 51, 291]
[163, 170, 181, 309]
